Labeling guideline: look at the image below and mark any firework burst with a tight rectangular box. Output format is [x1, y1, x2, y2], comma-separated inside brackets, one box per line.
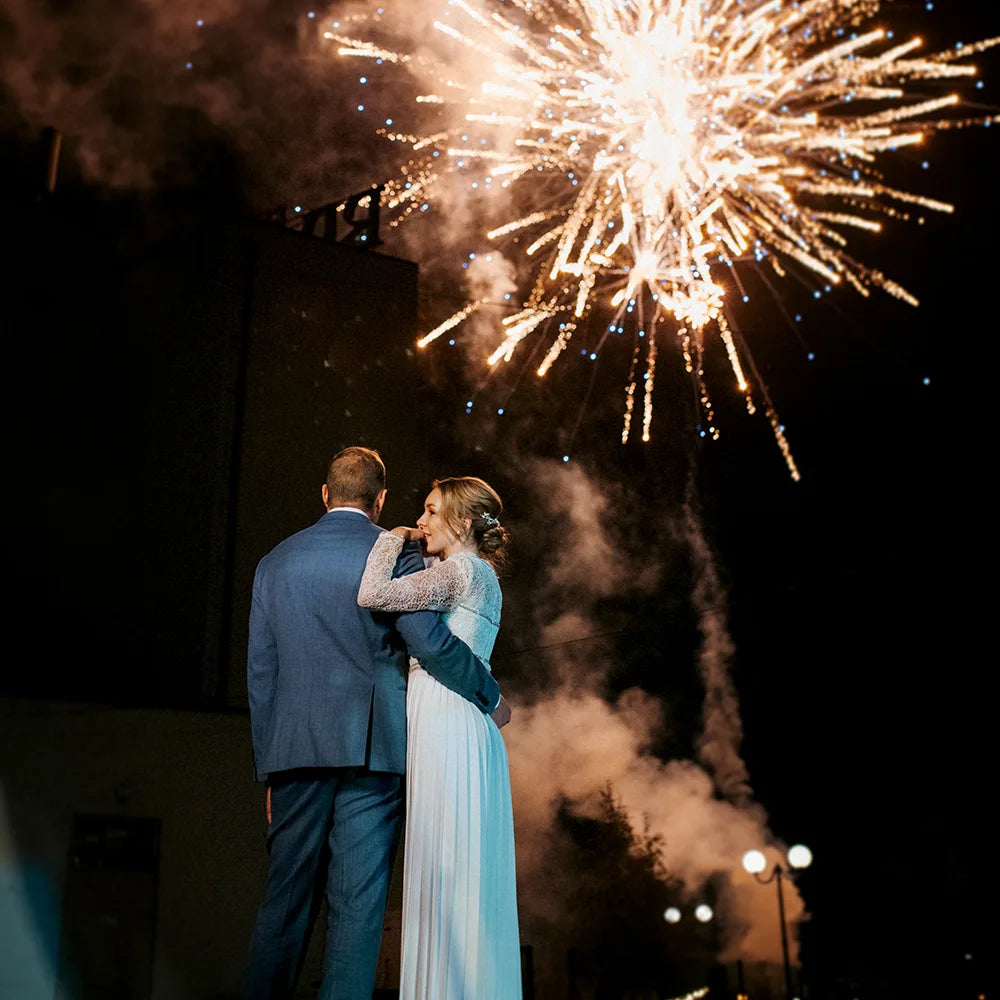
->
[325, 0, 998, 477]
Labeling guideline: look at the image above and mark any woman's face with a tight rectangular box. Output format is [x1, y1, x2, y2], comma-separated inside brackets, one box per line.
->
[416, 488, 467, 558]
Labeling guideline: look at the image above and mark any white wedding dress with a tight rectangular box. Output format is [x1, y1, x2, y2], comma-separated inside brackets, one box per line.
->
[358, 533, 522, 1000]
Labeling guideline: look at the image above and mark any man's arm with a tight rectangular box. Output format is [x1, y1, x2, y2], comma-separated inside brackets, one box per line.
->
[247, 561, 278, 779]
[392, 541, 501, 715]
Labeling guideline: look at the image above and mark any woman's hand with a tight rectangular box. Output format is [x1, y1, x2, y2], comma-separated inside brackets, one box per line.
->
[391, 526, 424, 543]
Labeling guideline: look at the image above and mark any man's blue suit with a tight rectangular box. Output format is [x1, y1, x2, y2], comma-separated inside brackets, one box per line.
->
[244, 508, 500, 1000]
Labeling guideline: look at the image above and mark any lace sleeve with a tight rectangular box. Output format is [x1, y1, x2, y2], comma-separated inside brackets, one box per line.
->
[357, 533, 473, 612]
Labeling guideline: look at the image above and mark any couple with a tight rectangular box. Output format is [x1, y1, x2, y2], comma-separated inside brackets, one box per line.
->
[245, 446, 521, 1000]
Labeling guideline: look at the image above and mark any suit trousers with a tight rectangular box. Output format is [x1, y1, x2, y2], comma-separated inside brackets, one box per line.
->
[244, 767, 404, 1000]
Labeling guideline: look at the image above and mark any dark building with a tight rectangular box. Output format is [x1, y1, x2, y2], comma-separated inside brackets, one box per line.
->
[3, 177, 434, 710]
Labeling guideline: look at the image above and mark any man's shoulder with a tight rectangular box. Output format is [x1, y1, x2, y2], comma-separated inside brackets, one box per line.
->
[320, 512, 383, 549]
[266, 513, 380, 564]
[262, 520, 321, 558]
[283, 512, 377, 542]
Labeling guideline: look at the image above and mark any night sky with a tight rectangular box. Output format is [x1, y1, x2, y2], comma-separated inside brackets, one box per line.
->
[2, 1, 998, 997]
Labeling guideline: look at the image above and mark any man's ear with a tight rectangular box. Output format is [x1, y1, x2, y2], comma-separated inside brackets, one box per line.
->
[373, 488, 388, 522]
[321, 484, 330, 509]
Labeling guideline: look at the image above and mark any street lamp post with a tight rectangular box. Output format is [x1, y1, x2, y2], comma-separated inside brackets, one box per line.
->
[742, 844, 813, 1000]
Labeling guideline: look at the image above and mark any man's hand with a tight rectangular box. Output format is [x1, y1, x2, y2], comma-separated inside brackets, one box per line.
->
[391, 526, 424, 543]
[266, 785, 272, 825]
[491, 694, 512, 729]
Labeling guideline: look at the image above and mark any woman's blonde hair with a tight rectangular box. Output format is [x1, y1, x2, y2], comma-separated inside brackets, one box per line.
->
[433, 476, 509, 565]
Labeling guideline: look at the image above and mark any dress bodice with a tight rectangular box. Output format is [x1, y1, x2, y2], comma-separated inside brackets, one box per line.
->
[441, 555, 500, 664]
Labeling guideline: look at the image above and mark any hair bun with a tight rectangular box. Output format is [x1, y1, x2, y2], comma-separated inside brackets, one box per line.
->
[478, 523, 511, 561]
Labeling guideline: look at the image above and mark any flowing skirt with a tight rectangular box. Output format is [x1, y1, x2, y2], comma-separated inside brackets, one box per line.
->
[399, 665, 522, 1000]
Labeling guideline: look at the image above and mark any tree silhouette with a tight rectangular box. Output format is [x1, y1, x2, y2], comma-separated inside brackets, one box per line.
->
[535, 786, 717, 999]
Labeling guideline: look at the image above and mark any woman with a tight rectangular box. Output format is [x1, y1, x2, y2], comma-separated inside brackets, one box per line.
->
[357, 476, 521, 1000]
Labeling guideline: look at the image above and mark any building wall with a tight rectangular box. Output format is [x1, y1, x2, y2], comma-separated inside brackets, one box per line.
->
[2, 194, 428, 713]
[0, 699, 405, 999]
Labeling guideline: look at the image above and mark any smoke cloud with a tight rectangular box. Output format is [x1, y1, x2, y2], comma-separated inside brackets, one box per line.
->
[1, 0, 385, 206]
[500, 458, 805, 982]
[684, 490, 756, 810]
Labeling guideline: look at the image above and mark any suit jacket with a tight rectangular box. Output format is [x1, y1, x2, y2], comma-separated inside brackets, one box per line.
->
[247, 509, 501, 781]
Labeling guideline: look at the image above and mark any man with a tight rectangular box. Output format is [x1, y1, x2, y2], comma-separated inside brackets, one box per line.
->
[244, 446, 509, 1000]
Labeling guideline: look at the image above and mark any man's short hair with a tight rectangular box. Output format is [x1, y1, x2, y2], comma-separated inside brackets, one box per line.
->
[325, 447, 386, 509]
